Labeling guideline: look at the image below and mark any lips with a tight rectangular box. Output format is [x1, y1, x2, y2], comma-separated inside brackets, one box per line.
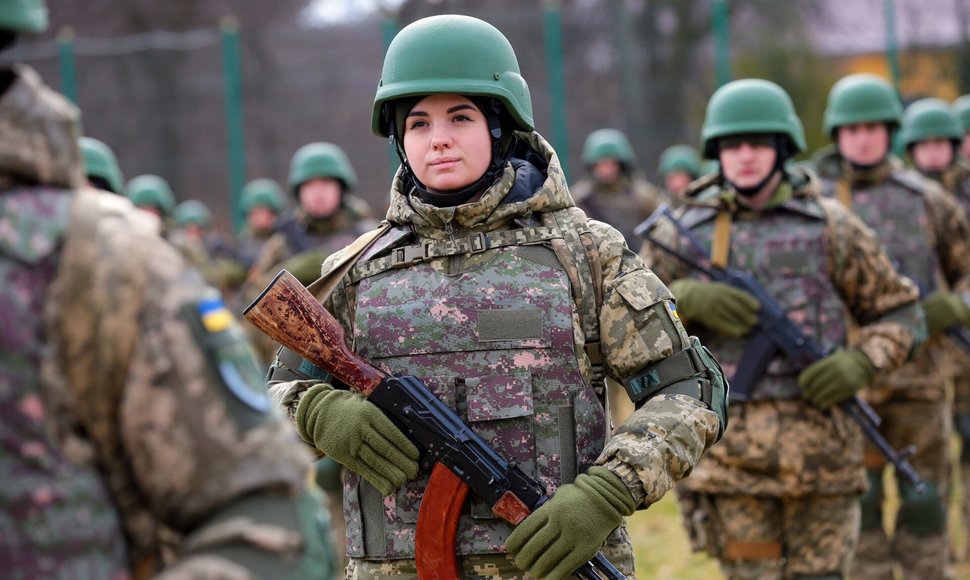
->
[430, 157, 460, 167]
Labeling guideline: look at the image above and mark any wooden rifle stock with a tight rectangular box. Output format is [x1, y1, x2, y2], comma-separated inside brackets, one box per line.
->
[244, 270, 626, 580]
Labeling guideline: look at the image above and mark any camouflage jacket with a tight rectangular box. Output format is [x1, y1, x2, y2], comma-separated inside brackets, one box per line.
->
[570, 172, 668, 250]
[642, 168, 922, 496]
[272, 132, 722, 559]
[939, 161, 970, 224]
[816, 150, 970, 401]
[0, 65, 325, 578]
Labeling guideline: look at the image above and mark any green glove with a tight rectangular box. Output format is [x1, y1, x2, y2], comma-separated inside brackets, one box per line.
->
[922, 292, 970, 336]
[296, 384, 419, 496]
[506, 467, 635, 580]
[282, 249, 330, 285]
[668, 278, 760, 338]
[798, 349, 875, 409]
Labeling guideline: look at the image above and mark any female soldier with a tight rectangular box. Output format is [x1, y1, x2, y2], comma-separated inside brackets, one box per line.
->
[267, 14, 725, 580]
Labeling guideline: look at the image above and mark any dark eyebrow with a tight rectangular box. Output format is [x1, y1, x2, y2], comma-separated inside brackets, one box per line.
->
[407, 104, 477, 117]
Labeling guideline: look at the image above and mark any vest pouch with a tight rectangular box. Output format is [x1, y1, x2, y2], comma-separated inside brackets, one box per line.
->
[463, 370, 537, 519]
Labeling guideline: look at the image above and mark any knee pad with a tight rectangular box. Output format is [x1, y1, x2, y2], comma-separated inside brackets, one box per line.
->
[859, 469, 883, 531]
[898, 480, 946, 536]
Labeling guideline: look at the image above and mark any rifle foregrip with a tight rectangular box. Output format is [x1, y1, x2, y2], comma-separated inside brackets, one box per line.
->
[243, 269, 384, 395]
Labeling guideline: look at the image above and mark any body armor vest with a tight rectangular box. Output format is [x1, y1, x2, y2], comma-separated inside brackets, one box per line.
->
[0, 188, 127, 576]
[681, 198, 848, 400]
[345, 232, 609, 558]
[277, 213, 362, 256]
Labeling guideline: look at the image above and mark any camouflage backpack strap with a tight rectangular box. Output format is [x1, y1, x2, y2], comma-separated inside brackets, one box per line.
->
[539, 207, 606, 389]
[46, 187, 164, 568]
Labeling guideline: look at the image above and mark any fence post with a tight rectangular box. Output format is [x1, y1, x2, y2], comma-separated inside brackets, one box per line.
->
[221, 17, 246, 233]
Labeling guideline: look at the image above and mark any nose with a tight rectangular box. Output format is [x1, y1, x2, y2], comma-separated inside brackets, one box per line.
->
[430, 126, 452, 149]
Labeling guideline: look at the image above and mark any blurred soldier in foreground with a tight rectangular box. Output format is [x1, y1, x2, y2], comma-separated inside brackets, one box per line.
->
[79, 136, 123, 194]
[0, 2, 333, 577]
[570, 128, 668, 250]
[899, 97, 970, 564]
[814, 74, 970, 580]
[643, 79, 924, 579]
[657, 143, 702, 207]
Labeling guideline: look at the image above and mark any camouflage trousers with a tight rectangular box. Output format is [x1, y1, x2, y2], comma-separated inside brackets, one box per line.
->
[344, 542, 636, 579]
[952, 360, 970, 562]
[679, 492, 859, 579]
[850, 398, 952, 580]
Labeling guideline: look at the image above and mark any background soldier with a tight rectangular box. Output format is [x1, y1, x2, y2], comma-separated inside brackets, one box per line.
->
[815, 73, 970, 580]
[125, 173, 176, 233]
[236, 177, 287, 270]
[266, 14, 726, 579]
[657, 143, 702, 206]
[570, 127, 668, 250]
[899, 97, 970, 563]
[642, 78, 924, 579]
[952, 94, 970, 163]
[79, 135, 124, 195]
[0, 1, 333, 577]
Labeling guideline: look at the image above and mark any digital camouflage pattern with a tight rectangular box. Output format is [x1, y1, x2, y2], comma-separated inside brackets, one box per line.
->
[1, 64, 328, 578]
[569, 172, 668, 251]
[641, 167, 921, 497]
[815, 150, 970, 580]
[270, 131, 721, 568]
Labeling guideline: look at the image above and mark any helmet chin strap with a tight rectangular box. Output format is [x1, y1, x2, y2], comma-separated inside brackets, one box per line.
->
[384, 99, 513, 207]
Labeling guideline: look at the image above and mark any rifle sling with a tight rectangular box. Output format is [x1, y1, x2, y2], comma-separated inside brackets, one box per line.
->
[711, 209, 732, 269]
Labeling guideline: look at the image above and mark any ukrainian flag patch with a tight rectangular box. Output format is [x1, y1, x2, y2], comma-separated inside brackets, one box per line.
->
[198, 297, 233, 333]
[666, 300, 680, 320]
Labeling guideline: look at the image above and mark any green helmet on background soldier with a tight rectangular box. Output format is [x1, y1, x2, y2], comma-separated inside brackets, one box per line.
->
[126, 174, 176, 216]
[657, 144, 701, 178]
[953, 95, 970, 132]
[241, 178, 285, 214]
[174, 199, 212, 228]
[700, 78, 806, 159]
[79, 137, 124, 194]
[900, 97, 964, 148]
[823, 73, 902, 138]
[372, 13, 533, 137]
[581, 129, 637, 169]
[0, 0, 47, 33]
[288, 142, 358, 194]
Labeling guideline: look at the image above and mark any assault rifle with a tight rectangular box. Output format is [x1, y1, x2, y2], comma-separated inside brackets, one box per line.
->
[635, 205, 925, 492]
[245, 270, 626, 580]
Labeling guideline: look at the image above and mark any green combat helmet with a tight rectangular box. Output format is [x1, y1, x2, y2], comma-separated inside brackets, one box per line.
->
[581, 129, 637, 169]
[372, 14, 533, 137]
[657, 144, 701, 178]
[79, 136, 124, 194]
[823, 73, 902, 138]
[900, 97, 964, 148]
[288, 142, 358, 194]
[953, 95, 970, 132]
[0, 0, 48, 33]
[241, 178, 285, 214]
[174, 199, 212, 228]
[700, 78, 806, 159]
[126, 174, 176, 216]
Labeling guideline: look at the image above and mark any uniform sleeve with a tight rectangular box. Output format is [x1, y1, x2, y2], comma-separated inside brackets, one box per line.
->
[591, 220, 721, 508]
[117, 235, 322, 570]
[925, 185, 970, 293]
[821, 197, 923, 371]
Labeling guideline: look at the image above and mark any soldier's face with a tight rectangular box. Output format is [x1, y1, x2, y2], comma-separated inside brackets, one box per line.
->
[592, 159, 622, 183]
[911, 138, 954, 172]
[247, 206, 277, 233]
[837, 123, 890, 166]
[719, 141, 777, 190]
[664, 171, 693, 196]
[403, 94, 492, 193]
[299, 178, 342, 218]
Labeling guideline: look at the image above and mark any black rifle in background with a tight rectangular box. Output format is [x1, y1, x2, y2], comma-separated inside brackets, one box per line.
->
[636, 205, 925, 492]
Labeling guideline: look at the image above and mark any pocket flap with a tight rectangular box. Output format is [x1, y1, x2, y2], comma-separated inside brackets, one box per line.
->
[466, 371, 534, 422]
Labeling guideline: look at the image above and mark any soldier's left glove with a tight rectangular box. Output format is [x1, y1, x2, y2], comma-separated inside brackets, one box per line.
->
[798, 349, 875, 409]
[506, 467, 635, 580]
[922, 292, 970, 336]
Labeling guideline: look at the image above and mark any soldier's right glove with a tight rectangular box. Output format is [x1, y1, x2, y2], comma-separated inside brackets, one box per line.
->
[668, 278, 760, 338]
[296, 384, 420, 496]
[922, 292, 970, 336]
[798, 349, 875, 409]
[506, 467, 635, 580]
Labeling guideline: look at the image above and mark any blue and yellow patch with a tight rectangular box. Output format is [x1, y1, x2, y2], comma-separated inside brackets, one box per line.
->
[666, 301, 680, 321]
[198, 297, 233, 333]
